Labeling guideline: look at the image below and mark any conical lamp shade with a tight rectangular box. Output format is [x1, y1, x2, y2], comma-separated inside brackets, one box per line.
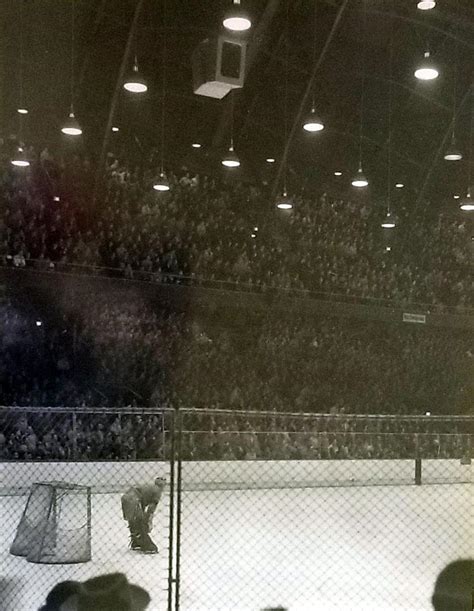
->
[352, 166, 369, 188]
[276, 190, 293, 210]
[444, 136, 463, 161]
[222, 145, 240, 168]
[124, 64, 148, 93]
[414, 51, 439, 81]
[223, 2, 251, 31]
[381, 212, 396, 228]
[153, 173, 170, 192]
[417, 1, 436, 9]
[460, 190, 474, 211]
[11, 147, 30, 167]
[61, 111, 82, 136]
[303, 108, 324, 132]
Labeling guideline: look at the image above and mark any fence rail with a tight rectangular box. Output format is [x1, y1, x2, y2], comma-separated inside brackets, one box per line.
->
[1, 406, 472, 462]
[3, 258, 473, 315]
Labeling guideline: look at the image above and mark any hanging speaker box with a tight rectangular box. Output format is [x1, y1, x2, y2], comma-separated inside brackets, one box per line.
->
[192, 35, 246, 99]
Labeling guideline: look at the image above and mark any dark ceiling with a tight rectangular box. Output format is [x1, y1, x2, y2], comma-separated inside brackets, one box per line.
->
[2, 0, 474, 212]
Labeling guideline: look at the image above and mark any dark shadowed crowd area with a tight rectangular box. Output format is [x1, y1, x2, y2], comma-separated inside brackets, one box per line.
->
[1, 289, 472, 461]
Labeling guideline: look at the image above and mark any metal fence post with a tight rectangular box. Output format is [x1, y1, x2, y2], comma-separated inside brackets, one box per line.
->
[175, 407, 183, 611]
[415, 457, 422, 485]
[167, 410, 176, 611]
[72, 412, 77, 460]
[118, 412, 123, 458]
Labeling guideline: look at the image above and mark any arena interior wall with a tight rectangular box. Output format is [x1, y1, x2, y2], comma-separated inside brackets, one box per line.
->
[0, 459, 471, 495]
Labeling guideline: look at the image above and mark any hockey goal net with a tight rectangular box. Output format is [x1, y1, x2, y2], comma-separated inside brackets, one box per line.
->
[9, 481, 91, 564]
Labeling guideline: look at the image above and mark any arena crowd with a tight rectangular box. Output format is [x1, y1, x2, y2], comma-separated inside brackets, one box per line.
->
[0, 409, 470, 462]
[1, 290, 472, 461]
[1, 141, 472, 309]
[0, 141, 472, 462]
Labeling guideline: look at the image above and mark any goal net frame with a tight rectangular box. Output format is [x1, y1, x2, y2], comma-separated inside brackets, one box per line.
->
[9, 480, 92, 564]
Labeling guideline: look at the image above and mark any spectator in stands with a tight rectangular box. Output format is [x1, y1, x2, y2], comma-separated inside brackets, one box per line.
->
[1, 151, 472, 308]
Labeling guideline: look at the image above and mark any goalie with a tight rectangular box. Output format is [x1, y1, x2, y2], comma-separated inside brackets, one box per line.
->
[121, 477, 166, 554]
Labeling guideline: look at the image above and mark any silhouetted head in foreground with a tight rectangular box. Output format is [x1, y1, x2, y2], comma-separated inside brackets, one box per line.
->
[39, 573, 150, 611]
[431, 559, 473, 611]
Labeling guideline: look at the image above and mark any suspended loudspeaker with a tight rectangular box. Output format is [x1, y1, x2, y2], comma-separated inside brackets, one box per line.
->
[192, 35, 246, 99]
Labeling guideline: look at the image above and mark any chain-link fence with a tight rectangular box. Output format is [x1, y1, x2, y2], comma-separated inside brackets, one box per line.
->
[0, 407, 174, 611]
[0, 406, 472, 610]
[177, 409, 472, 611]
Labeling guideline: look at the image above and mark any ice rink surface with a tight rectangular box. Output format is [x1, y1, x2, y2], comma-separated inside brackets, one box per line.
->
[1, 483, 472, 611]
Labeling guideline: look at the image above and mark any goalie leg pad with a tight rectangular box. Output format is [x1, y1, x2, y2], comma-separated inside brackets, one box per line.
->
[121, 491, 144, 523]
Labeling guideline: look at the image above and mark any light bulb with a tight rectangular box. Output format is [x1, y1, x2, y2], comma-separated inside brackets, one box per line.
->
[124, 63, 148, 93]
[276, 190, 293, 210]
[61, 111, 82, 136]
[303, 108, 324, 132]
[460, 192, 474, 211]
[417, 1, 436, 10]
[222, 145, 240, 168]
[153, 173, 170, 192]
[11, 147, 30, 167]
[444, 137, 463, 161]
[414, 51, 439, 81]
[223, 2, 251, 31]
[352, 167, 368, 188]
[381, 212, 396, 228]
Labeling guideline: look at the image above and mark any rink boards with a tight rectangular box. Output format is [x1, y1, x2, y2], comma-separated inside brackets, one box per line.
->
[0, 459, 472, 611]
[0, 458, 471, 495]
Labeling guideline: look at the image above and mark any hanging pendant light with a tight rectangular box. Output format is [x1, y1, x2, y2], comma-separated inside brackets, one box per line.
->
[444, 134, 463, 161]
[153, 172, 170, 192]
[417, 1, 436, 9]
[11, 146, 30, 167]
[223, 0, 251, 32]
[352, 4, 369, 189]
[16, 7, 29, 120]
[61, 109, 82, 136]
[352, 165, 369, 188]
[222, 143, 240, 167]
[303, 106, 324, 132]
[414, 51, 438, 81]
[124, 59, 148, 93]
[303, 5, 325, 134]
[459, 189, 474, 211]
[222, 92, 240, 168]
[445, 38, 462, 161]
[381, 211, 396, 228]
[62, 0, 82, 136]
[276, 189, 293, 210]
[460, 87, 474, 211]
